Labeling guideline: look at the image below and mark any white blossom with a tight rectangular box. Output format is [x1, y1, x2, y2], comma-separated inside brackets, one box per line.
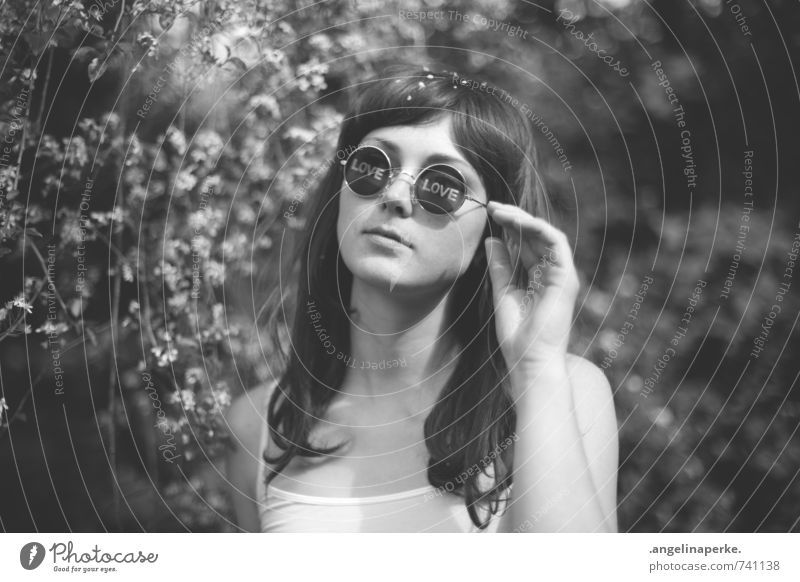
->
[10, 294, 33, 314]
[175, 170, 197, 192]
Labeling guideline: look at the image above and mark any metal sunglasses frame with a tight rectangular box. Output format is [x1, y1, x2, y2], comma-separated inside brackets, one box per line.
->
[340, 144, 489, 215]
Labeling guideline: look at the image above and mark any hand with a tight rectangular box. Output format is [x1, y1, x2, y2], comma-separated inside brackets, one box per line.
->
[484, 201, 580, 375]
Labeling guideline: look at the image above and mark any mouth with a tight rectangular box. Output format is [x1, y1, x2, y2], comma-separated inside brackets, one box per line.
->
[363, 227, 412, 248]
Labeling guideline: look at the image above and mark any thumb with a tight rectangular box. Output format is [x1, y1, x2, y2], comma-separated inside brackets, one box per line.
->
[485, 237, 514, 305]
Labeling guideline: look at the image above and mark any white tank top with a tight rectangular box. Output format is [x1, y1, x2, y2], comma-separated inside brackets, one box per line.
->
[255, 397, 510, 532]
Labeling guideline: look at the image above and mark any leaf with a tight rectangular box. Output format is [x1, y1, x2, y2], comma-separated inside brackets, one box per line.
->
[25, 228, 43, 238]
[69, 298, 82, 318]
[54, 26, 80, 47]
[88, 57, 108, 82]
[24, 31, 48, 54]
[182, 12, 199, 27]
[72, 46, 100, 64]
[224, 57, 248, 72]
[159, 12, 176, 31]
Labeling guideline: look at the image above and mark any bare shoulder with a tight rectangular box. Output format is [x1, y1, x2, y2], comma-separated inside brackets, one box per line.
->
[223, 379, 280, 532]
[564, 354, 617, 430]
[564, 353, 619, 531]
[225, 381, 278, 455]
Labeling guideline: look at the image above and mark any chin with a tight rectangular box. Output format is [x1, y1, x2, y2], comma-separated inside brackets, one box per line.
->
[346, 258, 407, 288]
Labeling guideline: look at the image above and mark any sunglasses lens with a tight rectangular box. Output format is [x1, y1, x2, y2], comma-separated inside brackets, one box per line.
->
[344, 146, 391, 197]
[415, 165, 466, 215]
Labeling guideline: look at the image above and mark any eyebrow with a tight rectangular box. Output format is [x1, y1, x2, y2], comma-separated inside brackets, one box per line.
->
[366, 136, 475, 174]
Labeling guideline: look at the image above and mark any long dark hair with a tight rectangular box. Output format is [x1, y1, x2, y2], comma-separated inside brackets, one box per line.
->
[262, 64, 547, 529]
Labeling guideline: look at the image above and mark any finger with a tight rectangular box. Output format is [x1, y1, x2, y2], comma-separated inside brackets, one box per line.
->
[489, 207, 563, 243]
[490, 209, 571, 266]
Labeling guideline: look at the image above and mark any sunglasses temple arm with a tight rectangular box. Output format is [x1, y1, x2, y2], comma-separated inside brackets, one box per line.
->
[467, 196, 489, 208]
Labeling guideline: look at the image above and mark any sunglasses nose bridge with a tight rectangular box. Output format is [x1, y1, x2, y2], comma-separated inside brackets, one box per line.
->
[367, 168, 414, 215]
[392, 170, 416, 185]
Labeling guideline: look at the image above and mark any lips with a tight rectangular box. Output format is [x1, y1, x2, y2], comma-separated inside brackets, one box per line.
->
[364, 225, 412, 247]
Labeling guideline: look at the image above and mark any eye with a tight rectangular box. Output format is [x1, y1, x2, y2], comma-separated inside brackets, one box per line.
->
[344, 146, 392, 197]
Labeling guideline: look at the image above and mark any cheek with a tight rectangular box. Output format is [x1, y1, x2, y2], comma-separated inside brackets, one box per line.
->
[426, 218, 486, 276]
[335, 206, 345, 249]
[336, 190, 359, 249]
[336, 191, 379, 267]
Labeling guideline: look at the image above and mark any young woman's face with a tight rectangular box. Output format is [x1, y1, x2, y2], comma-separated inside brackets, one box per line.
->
[336, 114, 489, 296]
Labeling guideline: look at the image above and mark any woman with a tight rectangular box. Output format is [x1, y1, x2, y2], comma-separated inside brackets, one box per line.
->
[225, 65, 619, 532]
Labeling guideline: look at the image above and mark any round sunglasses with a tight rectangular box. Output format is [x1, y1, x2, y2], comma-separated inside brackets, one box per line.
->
[340, 144, 488, 216]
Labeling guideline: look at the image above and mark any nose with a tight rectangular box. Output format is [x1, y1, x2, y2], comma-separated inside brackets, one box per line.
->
[380, 171, 415, 217]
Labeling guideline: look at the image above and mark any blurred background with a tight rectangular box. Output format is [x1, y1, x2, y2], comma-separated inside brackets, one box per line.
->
[1, 0, 798, 532]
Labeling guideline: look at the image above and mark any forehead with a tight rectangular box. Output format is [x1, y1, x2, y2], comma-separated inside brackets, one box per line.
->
[361, 115, 465, 161]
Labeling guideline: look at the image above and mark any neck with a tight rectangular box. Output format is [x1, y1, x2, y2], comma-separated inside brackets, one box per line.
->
[340, 278, 461, 406]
